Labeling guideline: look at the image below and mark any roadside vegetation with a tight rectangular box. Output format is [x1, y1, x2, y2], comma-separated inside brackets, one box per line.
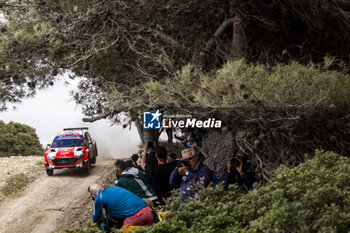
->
[63, 150, 350, 233]
[0, 120, 44, 157]
[1, 173, 31, 196]
[0, 158, 43, 198]
[140, 150, 350, 233]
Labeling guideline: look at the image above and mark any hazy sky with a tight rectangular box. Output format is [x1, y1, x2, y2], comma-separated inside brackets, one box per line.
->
[0, 75, 141, 159]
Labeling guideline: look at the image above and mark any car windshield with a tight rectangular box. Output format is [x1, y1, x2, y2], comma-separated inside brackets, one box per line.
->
[51, 139, 85, 148]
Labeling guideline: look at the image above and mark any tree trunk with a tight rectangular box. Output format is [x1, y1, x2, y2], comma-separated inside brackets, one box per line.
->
[134, 114, 160, 145]
[143, 129, 160, 143]
[201, 128, 237, 179]
[232, 12, 246, 60]
[135, 117, 145, 145]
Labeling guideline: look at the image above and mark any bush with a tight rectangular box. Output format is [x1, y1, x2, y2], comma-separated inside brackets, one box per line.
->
[137, 150, 350, 233]
[0, 120, 44, 157]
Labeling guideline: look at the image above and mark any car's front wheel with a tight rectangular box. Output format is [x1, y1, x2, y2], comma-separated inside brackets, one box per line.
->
[91, 150, 96, 164]
[84, 156, 91, 175]
[46, 169, 54, 176]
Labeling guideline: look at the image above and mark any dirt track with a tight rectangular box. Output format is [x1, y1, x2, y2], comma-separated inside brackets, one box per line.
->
[0, 157, 116, 233]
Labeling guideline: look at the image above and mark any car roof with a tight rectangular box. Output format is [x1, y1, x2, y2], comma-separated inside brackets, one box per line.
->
[56, 127, 89, 137]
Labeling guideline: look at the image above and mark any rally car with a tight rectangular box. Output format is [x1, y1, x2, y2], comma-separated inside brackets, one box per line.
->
[44, 127, 98, 176]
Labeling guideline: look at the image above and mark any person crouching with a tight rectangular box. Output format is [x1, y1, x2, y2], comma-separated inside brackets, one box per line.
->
[88, 184, 154, 232]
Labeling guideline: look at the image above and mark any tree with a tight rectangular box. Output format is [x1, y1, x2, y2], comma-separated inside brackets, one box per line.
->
[2, 0, 349, 115]
[0, 120, 43, 157]
[1, 0, 350, 180]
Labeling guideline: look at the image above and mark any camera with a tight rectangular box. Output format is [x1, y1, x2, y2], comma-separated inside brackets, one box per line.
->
[176, 160, 189, 167]
[230, 157, 241, 167]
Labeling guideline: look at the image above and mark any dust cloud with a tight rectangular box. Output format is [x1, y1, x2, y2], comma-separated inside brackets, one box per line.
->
[78, 120, 141, 160]
[0, 75, 141, 159]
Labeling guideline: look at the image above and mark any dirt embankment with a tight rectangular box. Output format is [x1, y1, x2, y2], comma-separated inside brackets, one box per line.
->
[0, 156, 116, 233]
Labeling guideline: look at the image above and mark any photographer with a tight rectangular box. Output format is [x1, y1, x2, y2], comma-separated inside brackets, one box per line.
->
[224, 150, 255, 193]
[169, 148, 212, 200]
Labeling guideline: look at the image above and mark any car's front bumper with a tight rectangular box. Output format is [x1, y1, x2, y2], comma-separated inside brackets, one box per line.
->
[45, 157, 89, 169]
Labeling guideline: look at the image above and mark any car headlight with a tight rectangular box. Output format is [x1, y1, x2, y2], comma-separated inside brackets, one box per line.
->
[47, 152, 56, 160]
[75, 151, 84, 159]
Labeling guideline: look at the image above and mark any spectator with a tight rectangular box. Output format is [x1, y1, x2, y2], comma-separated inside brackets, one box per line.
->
[174, 128, 191, 147]
[141, 143, 177, 204]
[125, 159, 133, 168]
[174, 128, 186, 141]
[88, 184, 154, 232]
[175, 128, 202, 147]
[140, 141, 158, 165]
[131, 154, 139, 167]
[159, 119, 173, 149]
[185, 133, 199, 148]
[224, 150, 255, 192]
[114, 160, 158, 203]
[169, 148, 212, 200]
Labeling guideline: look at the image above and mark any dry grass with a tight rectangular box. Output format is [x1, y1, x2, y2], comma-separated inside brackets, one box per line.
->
[1, 173, 31, 196]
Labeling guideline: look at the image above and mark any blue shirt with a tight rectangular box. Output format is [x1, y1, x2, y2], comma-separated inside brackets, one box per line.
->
[92, 186, 147, 222]
[169, 161, 211, 200]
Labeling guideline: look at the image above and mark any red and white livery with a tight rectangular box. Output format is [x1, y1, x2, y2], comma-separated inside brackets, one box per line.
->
[44, 127, 98, 176]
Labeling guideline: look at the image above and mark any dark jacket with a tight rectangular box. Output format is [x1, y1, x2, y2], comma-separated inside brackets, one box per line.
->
[145, 161, 176, 203]
[224, 168, 255, 193]
[169, 161, 211, 200]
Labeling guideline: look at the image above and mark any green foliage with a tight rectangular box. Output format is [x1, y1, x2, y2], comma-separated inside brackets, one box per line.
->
[1, 173, 30, 196]
[1, 0, 349, 116]
[0, 120, 44, 157]
[136, 150, 350, 233]
[141, 59, 350, 114]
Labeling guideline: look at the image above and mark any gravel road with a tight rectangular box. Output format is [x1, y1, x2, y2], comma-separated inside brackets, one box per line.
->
[0, 156, 116, 233]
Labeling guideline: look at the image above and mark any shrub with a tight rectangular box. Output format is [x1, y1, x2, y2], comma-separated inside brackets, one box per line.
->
[137, 150, 350, 233]
[63, 151, 350, 232]
[0, 120, 44, 157]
